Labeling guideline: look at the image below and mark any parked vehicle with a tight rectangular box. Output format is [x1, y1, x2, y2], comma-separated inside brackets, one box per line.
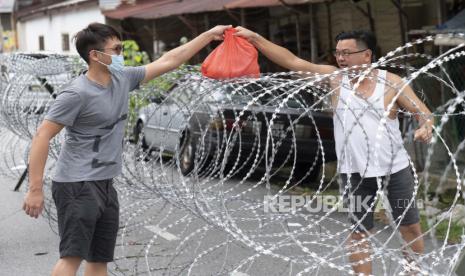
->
[134, 75, 336, 181]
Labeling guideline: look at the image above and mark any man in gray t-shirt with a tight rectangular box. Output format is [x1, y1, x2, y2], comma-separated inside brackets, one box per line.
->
[45, 66, 145, 182]
[22, 22, 230, 276]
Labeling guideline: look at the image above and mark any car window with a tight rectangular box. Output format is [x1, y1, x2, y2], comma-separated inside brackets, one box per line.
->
[161, 75, 324, 108]
[172, 78, 218, 104]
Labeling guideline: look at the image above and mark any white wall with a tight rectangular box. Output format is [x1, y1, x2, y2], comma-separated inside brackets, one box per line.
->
[17, 4, 105, 53]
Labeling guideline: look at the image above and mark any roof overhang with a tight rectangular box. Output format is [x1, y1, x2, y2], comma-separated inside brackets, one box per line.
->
[17, 0, 97, 21]
[104, 0, 325, 20]
[225, 0, 323, 9]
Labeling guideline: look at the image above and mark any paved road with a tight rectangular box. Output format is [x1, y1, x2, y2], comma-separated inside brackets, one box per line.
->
[0, 173, 61, 276]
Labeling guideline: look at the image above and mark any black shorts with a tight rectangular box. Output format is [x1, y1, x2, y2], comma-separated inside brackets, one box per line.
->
[340, 166, 420, 232]
[52, 179, 119, 262]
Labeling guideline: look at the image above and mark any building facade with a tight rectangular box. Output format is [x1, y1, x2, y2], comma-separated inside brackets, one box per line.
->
[0, 0, 15, 52]
[16, 0, 104, 53]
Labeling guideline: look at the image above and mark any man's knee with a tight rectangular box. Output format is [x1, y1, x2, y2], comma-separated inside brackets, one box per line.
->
[58, 256, 82, 267]
[52, 257, 82, 276]
[86, 262, 107, 268]
[400, 222, 422, 236]
[85, 261, 108, 276]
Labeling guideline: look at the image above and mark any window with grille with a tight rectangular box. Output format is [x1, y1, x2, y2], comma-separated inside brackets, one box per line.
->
[38, 35, 44, 51]
[62, 33, 70, 51]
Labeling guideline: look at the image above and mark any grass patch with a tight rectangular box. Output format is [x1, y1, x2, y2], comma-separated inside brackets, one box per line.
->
[420, 214, 464, 244]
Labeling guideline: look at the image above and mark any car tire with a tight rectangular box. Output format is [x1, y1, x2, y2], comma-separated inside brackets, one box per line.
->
[294, 160, 322, 185]
[179, 132, 196, 175]
[134, 121, 148, 150]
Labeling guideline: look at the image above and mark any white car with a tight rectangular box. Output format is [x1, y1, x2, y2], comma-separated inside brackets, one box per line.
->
[133, 75, 337, 181]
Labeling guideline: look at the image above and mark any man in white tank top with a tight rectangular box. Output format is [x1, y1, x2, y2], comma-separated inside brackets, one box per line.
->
[235, 27, 434, 274]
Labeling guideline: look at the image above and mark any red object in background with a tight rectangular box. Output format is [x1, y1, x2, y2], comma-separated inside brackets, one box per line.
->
[201, 28, 260, 79]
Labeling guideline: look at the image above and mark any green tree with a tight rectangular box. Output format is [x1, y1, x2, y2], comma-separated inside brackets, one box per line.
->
[122, 40, 150, 66]
[122, 39, 199, 140]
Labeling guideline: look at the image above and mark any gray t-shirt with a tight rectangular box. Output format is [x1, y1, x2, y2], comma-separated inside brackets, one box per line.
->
[45, 66, 146, 182]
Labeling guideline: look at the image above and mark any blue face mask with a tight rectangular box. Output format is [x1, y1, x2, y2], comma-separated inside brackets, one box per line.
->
[96, 51, 125, 74]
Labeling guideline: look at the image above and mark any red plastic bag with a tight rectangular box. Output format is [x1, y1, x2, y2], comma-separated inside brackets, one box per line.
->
[201, 28, 260, 79]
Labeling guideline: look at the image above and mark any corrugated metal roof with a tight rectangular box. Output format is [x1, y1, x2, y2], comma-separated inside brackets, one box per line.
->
[46, 0, 92, 10]
[225, 0, 323, 9]
[104, 0, 325, 20]
[0, 0, 15, 13]
[104, 0, 180, 19]
[104, 0, 234, 19]
[134, 0, 233, 19]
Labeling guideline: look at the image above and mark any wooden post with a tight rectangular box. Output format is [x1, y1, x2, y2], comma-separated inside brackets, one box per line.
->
[366, 2, 375, 34]
[203, 13, 211, 52]
[224, 8, 240, 25]
[350, 0, 376, 34]
[240, 8, 246, 27]
[152, 20, 159, 58]
[309, 3, 317, 62]
[178, 15, 198, 36]
[437, 0, 446, 25]
[177, 15, 199, 63]
[391, 0, 408, 46]
[397, 0, 406, 46]
[268, 8, 273, 42]
[295, 13, 301, 56]
[326, 1, 333, 51]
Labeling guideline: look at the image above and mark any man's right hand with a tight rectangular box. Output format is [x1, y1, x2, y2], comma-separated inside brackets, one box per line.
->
[23, 188, 44, 218]
[234, 26, 259, 43]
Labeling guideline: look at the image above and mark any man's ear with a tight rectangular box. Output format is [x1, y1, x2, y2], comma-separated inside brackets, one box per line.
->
[88, 50, 99, 63]
[365, 49, 373, 62]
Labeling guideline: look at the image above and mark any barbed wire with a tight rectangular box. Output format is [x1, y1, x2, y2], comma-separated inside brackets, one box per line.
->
[1, 33, 465, 275]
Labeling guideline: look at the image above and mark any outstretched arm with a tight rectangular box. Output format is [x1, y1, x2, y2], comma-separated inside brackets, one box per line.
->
[142, 25, 231, 83]
[389, 73, 434, 143]
[234, 26, 336, 74]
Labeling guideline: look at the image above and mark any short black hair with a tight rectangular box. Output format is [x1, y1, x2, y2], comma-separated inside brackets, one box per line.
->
[335, 30, 377, 61]
[73, 23, 122, 64]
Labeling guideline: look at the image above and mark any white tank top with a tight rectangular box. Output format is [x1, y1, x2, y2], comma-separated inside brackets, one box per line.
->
[333, 70, 410, 177]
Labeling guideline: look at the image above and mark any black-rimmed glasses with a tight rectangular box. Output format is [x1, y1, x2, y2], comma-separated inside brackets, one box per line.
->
[332, 48, 368, 57]
[96, 45, 123, 55]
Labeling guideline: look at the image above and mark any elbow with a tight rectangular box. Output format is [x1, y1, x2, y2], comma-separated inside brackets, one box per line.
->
[159, 54, 181, 72]
[163, 49, 185, 66]
[33, 127, 54, 142]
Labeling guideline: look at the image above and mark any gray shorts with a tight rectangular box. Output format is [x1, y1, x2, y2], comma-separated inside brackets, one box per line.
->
[340, 166, 420, 232]
[52, 179, 119, 262]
